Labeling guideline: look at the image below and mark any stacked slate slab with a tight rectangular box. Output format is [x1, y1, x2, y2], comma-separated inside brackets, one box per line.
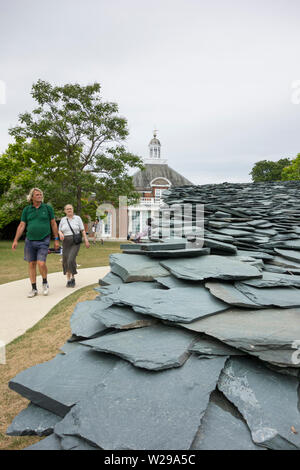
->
[7, 181, 300, 450]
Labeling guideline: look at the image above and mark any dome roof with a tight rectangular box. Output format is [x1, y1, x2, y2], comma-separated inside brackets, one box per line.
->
[149, 137, 161, 146]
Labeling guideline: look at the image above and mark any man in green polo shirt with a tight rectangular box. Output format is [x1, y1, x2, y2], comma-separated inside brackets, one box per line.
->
[12, 188, 60, 297]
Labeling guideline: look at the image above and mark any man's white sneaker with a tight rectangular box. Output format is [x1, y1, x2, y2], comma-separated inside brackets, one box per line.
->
[42, 283, 49, 296]
[27, 289, 38, 298]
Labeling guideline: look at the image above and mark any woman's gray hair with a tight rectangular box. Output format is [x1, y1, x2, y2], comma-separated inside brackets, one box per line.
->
[27, 188, 44, 203]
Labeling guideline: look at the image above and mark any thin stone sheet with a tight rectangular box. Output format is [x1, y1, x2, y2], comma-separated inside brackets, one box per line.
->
[24, 433, 63, 450]
[9, 346, 119, 417]
[177, 307, 300, 367]
[189, 335, 245, 356]
[160, 255, 262, 281]
[145, 248, 210, 258]
[54, 355, 227, 450]
[92, 304, 158, 330]
[205, 281, 261, 308]
[81, 324, 198, 370]
[104, 285, 229, 323]
[218, 357, 300, 450]
[6, 402, 61, 436]
[240, 272, 300, 288]
[109, 253, 169, 282]
[274, 249, 300, 263]
[99, 272, 124, 286]
[70, 301, 109, 339]
[234, 282, 300, 308]
[191, 390, 262, 450]
[154, 276, 203, 289]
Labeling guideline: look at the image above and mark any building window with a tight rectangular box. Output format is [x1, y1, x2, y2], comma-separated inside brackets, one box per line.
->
[132, 210, 140, 235]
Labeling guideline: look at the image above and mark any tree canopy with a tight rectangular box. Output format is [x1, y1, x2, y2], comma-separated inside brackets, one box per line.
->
[281, 154, 300, 181]
[0, 80, 144, 229]
[249, 158, 291, 182]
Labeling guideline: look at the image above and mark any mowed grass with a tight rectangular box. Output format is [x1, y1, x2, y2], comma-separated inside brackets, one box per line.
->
[0, 239, 122, 450]
[0, 285, 100, 450]
[0, 240, 122, 284]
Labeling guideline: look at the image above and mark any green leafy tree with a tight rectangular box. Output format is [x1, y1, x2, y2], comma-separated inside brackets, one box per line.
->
[6, 80, 143, 219]
[250, 158, 291, 182]
[281, 154, 300, 180]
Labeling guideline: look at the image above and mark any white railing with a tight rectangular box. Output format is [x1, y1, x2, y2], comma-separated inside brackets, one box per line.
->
[138, 197, 162, 205]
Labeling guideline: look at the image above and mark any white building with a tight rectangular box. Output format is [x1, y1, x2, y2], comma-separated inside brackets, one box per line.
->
[128, 131, 192, 238]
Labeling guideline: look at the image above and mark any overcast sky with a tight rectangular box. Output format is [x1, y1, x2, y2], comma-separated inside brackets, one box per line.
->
[1, 0, 300, 185]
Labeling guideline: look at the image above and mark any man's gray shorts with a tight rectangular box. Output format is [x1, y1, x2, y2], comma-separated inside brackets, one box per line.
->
[24, 236, 50, 262]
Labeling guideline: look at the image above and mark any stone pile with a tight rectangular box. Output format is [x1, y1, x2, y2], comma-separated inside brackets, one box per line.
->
[6, 181, 300, 450]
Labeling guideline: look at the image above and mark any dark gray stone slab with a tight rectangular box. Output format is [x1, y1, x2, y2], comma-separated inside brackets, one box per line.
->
[110, 253, 169, 282]
[105, 285, 229, 323]
[191, 390, 262, 450]
[9, 347, 119, 417]
[218, 357, 300, 450]
[160, 255, 262, 281]
[205, 281, 261, 308]
[234, 282, 300, 308]
[154, 276, 203, 289]
[278, 239, 300, 250]
[140, 242, 186, 251]
[54, 355, 227, 450]
[99, 272, 124, 286]
[24, 433, 63, 450]
[146, 248, 210, 258]
[6, 402, 61, 436]
[237, 250, 274, 260]
[189, 335, 245, 357]
[93, 304, 158, 330]
[70, 301, 109, 339]
[274, 249, 300, 263]
[59, 435, 100, 450]
[241, 272, 300, 288]
[81, 324, 198, 370]
[263, 264, 300, 275]
[204, 238, 237, 254]
[268, 255, 300, 269]
[177, 307, 300, 367]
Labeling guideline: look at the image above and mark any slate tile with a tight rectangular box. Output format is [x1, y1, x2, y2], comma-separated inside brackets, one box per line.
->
[81, 324, 198, 370]
[6, 402, 61, 436]
[99, 272, 124, 286]
[177, 307, 300, 367]
[240, 272, 300, 288]
[54, 355, 227, 450]
[70, 301, 109, 339]
[9, 347, 119, 417]
[105, 285, 229, 323]
[92, 304, 158, 330]
[110, 253, 169, 282]
[191, 390, 262, 450]
[189, 335, 245, 356]
[234, 282, 300, 308]
[218, 357, 300, 449]
[205, 281, 261, 308]
[24, 433, 63, 450]
[160, 255, 262, 281]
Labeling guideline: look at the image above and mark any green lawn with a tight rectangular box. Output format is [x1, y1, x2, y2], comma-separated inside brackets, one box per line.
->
[0, 240, 122, 285]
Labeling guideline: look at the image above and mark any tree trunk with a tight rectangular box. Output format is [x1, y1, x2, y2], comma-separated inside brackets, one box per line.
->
[77, 186, 82, 216]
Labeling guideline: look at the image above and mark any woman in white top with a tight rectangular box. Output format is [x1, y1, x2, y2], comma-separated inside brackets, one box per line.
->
[58, 204, 90, 287]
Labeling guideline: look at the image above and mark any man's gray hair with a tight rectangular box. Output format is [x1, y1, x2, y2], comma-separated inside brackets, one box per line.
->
[27, 188, 44, 203]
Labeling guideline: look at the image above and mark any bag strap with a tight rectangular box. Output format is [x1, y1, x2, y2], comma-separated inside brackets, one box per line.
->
[66, 218, 75, 235]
